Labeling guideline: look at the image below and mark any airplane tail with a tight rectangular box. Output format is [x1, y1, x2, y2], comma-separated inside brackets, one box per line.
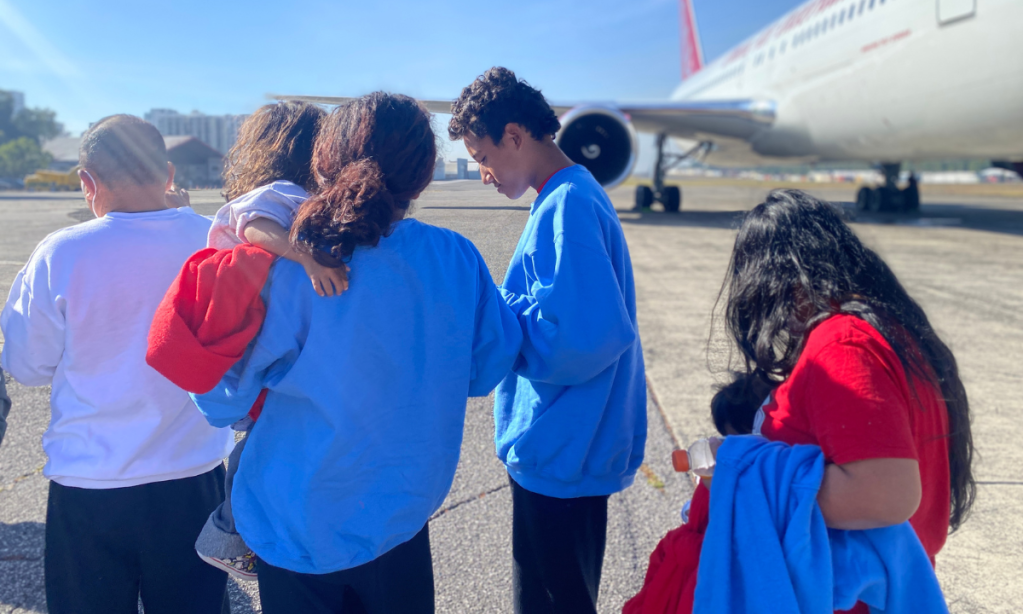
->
[680, 0, 705, 80]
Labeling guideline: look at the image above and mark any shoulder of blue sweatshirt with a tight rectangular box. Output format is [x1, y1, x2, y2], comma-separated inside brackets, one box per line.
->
[495, 165, 646, 500]
[191, 218, 522, 574]
[525, 165, 626, 255]
[694, 435, 947, 614]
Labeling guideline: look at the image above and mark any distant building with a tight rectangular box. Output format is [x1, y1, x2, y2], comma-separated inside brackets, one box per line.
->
[433, 157, 446, 181]
[144, 109, 248, 155]
[42, 135, 225, 188]
[443, 158, 481, 181]
[164, 136, 225, 188]
[9, 90, 24, 117]
[41, 137, 82, 172]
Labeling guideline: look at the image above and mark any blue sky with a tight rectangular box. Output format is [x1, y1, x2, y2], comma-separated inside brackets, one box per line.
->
[1, 0, 804, 159]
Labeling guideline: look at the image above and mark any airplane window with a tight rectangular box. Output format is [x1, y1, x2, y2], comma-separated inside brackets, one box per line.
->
[769, 47, 775, 59]
[849, 5, 856, 19]
[780, 41, 787, 52]
[869, 0, 876, 9]
[859, 0, 867, 14]
[839, 11, 845, 24]
[831, 15, 838, 28]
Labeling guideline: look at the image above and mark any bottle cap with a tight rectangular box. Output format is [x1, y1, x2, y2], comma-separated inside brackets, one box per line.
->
[671, 449, 690, 473]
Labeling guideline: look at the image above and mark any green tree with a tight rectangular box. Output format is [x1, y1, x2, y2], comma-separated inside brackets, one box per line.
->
[0, 137, 52, 178]
[0, 91, 15, 143]
[0, 89, 64, 145]
[12, 108, 63, 144]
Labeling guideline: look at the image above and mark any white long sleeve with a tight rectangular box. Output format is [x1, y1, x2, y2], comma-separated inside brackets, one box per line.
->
[1, 244, 66, 386]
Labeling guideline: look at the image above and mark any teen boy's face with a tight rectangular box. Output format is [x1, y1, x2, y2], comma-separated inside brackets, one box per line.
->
[463, 127, 532, 200]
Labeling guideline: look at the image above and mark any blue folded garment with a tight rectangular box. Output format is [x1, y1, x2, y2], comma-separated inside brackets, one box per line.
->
[694, 435, 947, 614]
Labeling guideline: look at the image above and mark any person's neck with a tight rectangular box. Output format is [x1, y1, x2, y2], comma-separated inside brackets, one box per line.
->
[529, 141, 575, 191]
[101, 186, 169, 215]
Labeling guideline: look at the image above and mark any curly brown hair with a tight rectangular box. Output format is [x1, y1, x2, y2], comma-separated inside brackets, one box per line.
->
[448, 67, 561, 144]
[290, 92, 437, 265]
[222, 101, 326, 201]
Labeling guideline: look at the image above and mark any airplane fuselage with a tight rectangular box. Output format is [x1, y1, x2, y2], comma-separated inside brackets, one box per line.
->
[671, 0, 1023, 164]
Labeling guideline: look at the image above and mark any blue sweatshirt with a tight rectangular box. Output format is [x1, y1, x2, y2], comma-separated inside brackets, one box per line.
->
[192, 219, 522, 574]
[495, 165, 646, 498]
[695, 436, 947, 614]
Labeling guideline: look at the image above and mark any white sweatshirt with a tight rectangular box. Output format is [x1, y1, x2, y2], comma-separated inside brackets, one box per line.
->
[207, 181, 309, 249]
[1, 207, 234, 489]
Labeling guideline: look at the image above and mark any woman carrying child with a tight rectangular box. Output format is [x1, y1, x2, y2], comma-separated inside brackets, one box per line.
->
[190, 92, 522, 613]
[628, 189, 974, 613]
[721, 189, 973, 612]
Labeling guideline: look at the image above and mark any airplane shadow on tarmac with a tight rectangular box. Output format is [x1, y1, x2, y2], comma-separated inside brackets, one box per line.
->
[619, 209, 747, 230]
[619, 201, 1023, 237]
[841, 202, 1023, 237]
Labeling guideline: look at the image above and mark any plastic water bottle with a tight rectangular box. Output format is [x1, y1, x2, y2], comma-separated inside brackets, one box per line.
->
[671, 437, 722, 478]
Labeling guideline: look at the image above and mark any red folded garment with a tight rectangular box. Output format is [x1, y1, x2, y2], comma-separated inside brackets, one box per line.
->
[623, 483, 710, 614]
[147, 244, 276, 395]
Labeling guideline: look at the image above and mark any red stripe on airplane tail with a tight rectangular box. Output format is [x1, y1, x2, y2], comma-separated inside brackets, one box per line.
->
[680, 0, 705, 80]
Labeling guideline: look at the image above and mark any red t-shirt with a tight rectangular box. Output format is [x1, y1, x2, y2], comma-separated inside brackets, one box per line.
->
[758, 314, 951, 612]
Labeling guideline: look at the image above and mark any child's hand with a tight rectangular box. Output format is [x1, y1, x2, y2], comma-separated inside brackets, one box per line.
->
[165, 187, 190, 209]
[303, 261, 350, 297]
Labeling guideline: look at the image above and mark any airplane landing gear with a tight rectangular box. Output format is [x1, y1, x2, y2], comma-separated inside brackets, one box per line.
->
[635, 133, 710, 212]
[855, 162, 920, 213]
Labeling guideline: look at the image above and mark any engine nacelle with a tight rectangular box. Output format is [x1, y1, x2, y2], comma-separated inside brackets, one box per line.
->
[556, 106, 638, 188]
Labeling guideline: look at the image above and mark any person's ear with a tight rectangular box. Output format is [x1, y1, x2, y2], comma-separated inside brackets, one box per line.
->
[165, 162, 176, 191]
[78, 168, 97, 201]
[504, 123, 524, 150]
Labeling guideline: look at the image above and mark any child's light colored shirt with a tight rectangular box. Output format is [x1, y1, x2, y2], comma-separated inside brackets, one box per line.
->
[207, 181, 309, 249]
[1, 207, 234, 488]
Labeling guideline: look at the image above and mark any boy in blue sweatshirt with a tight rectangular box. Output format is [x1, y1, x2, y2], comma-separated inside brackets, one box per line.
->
[450, 67, 647, 613]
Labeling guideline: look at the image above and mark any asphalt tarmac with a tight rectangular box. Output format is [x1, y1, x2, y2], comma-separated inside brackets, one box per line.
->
[0, 180, 1020, 613]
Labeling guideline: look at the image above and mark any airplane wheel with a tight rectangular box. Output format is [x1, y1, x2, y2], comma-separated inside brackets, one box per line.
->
[902, 188, 920, 212]
[866, 188, 883, 212]
[855, 187, 872, 211]
[635, 186, 654, 210]
[662, 186, 681, 213]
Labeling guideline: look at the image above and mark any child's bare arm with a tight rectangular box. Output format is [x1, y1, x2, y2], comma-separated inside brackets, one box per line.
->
[243, 218, 349, 297]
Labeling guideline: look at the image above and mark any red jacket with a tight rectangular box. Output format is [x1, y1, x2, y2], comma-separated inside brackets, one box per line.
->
[623, 483, 710, 614]
[147, 244, 276, 418]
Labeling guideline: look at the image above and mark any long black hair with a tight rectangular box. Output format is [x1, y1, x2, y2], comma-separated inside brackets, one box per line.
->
[719, 189, 975, 531]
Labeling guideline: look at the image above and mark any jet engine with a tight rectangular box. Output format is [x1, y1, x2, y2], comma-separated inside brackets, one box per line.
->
[556, 106, 638, 188]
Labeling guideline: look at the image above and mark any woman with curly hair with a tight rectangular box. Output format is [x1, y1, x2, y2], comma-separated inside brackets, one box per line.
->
[191, 92, 522, 613]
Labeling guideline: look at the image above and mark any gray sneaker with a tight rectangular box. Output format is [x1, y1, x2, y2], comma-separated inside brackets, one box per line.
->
[198, 551, 258, 581]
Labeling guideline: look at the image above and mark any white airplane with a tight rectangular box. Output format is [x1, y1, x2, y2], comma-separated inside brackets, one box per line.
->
[280, 0, 1023, 212]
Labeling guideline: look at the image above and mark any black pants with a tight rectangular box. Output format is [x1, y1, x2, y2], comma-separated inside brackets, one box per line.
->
[510, 475, 609, 614]
[44, 467, 229, 614]
[257, 524, 434, 614]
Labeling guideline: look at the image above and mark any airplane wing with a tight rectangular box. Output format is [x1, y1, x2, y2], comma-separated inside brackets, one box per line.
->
[269, 95, 458, 115]
[616, 99, 776, 141]
[269, 95, 775, 141]
[270, 94, 786, 179]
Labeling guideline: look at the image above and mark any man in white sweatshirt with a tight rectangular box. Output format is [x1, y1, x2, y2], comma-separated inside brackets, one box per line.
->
[1, 115, 234, 614]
